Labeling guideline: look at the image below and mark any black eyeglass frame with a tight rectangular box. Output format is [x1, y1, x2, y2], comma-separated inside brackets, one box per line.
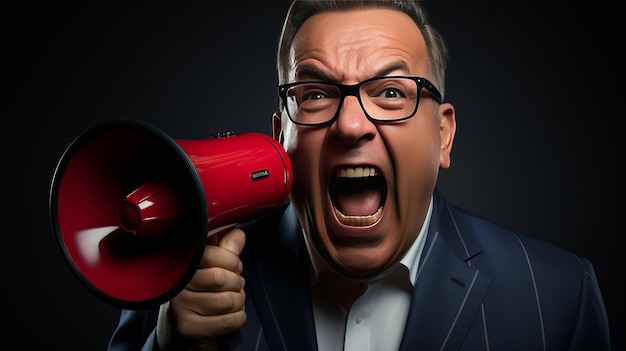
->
[278, 75, 443, 127]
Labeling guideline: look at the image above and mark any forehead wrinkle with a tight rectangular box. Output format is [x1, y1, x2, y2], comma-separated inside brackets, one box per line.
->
[290, 9, 428, 83]
[296, 60, 411, 83]
[293, 33, 416, 83]
[328, 27, 411, 82]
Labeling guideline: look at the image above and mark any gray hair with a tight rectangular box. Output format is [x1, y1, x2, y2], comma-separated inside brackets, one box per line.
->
[276, 0, 449, 98]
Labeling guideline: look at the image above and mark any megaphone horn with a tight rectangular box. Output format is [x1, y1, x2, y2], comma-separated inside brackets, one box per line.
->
[49, 120, 292, 309]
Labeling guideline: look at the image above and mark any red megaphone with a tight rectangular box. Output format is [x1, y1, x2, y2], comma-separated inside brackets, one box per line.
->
[49, 120, 292, 309]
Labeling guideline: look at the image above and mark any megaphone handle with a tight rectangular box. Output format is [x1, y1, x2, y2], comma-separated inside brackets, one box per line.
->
[207, 223, 238, 246]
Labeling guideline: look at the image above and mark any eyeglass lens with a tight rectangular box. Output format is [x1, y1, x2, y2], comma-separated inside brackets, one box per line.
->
[285, 77, 420, 125]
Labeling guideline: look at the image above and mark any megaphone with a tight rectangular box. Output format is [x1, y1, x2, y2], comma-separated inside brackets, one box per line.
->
[49, 120, 292, 309]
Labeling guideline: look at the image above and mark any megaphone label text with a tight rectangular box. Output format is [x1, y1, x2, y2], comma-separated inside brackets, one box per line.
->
[251, 169, 270, 181]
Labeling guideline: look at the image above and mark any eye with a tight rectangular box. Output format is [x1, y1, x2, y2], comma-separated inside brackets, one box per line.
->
[301, 89, 328, 101]
[291, 83, 339, 103]
[380, 87, 405, 99]
[364, 80, 410, 100]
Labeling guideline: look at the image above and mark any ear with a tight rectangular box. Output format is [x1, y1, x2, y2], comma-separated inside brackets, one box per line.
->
[439, 102, 456, 169]
[272, 111, 283, 143]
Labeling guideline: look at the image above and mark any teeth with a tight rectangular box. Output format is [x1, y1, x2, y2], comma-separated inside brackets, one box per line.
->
[334, 206, 382, 226]
[336, 166, 377, 178]
[332, 166, 383, 226]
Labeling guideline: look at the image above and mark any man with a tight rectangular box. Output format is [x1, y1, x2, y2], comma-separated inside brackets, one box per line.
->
[108, 1, 611, 350]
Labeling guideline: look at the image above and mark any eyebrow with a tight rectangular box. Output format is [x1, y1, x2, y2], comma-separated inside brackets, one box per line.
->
[295, 66, 332, 81]
[295, 60, 412, 82]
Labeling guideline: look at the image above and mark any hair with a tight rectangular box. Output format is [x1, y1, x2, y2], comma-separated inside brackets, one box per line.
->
[276, 0, 449, 98]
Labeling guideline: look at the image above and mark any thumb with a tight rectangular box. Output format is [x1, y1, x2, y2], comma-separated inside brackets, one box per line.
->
[218, 227, 246, 256]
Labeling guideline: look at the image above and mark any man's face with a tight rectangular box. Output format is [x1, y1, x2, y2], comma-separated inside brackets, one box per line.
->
[277, 8, 455, 279]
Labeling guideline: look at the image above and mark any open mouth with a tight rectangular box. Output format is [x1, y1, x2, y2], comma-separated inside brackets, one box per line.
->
[329, 166, 387, 226]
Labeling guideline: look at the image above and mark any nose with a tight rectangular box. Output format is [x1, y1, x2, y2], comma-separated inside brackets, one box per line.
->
[330, 96, 377, 144]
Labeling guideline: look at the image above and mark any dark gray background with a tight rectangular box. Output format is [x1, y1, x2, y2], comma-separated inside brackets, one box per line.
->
[5, 1, 623, 349]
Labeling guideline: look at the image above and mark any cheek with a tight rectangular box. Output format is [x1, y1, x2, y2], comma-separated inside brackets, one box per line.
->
[399, 137, 440, 175]
[386, 123, 441, 205]
[288, 133, 323, 195]
[410, 117, 441, 166]
[288, 137, 327, 235]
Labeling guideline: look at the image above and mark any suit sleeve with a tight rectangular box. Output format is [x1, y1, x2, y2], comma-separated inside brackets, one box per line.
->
[569, 258, 611, 350]
[107, 308, 161, 351]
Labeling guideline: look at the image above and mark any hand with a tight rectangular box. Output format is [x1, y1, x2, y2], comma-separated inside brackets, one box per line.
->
[157, 227, 247, 351]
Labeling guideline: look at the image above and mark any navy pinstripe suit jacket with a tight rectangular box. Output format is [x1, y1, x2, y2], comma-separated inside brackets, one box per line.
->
[108, 188, 610, 350]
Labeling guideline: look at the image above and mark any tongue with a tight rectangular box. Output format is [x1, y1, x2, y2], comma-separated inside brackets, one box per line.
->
[336, 189, 381, 216]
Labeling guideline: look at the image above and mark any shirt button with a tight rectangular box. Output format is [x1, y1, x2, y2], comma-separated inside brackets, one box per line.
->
[355, 313, 364, 324]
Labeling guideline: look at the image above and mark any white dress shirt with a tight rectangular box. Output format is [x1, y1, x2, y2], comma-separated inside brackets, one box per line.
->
[306, 198, 432, 351]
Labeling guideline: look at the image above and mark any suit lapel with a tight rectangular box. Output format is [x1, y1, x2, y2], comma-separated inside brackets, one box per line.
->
[244, 203, 318, 350]
[244, 191, 493, 350]
[400, 190, 492, 350]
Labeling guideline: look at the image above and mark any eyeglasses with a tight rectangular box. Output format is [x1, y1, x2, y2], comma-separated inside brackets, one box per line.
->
[278, 76, 442, 126]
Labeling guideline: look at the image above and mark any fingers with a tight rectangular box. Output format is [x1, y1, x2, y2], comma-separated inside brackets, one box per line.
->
[189, 226, 246, 294]
[184, 226, 247, 321]
[176, 282, 246, 316]
[158, 227, 249, 347]
[172, 303, 248, 340]
[185, 265, 244, 293]
[168, 280, 247, 340]
[199, 227, 246, 270]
